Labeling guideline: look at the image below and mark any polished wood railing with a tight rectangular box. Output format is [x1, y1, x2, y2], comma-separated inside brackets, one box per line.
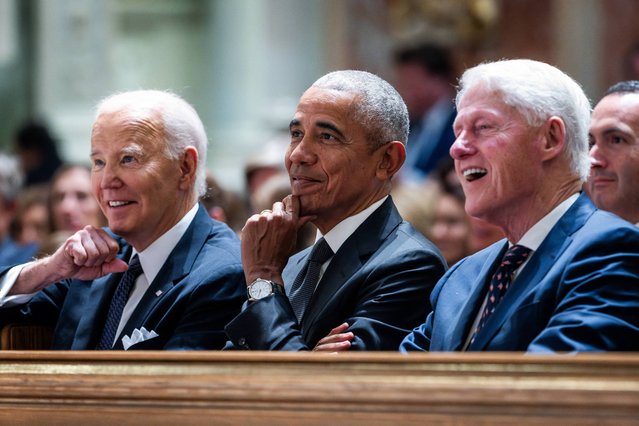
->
[0, 351, 638, 425]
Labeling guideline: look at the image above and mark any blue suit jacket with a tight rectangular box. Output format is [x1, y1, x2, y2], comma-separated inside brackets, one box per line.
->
[401, 193, 639, 352]
[0, 205, 246, 350]
[225, 197, 446, 350]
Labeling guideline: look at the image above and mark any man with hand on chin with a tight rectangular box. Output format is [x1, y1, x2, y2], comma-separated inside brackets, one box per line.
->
[0, 90, 245, 350]
[225, 70, 446, 351]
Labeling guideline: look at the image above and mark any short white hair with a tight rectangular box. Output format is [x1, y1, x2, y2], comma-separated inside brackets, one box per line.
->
[456, 59, 592, 182]
[95, 90, 209, 196]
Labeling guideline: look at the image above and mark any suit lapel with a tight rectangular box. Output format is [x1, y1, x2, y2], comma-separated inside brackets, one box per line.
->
[443, 241, 507, 351]
[469, 193, 596, 350]
[112, 206, 213, 348]
[301, 198, 402, 333]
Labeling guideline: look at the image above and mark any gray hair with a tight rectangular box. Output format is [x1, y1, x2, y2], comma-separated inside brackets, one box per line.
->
[456, 59, 592, 182]
[311, 70, 409, 149]
[95, 90, 209, 197]
[0, 152, 23, 203]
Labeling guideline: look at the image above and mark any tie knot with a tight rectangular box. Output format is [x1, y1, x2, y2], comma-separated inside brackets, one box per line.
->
[501, 244, 531, 271]
[308, 238, 333, 263]
[127, 254, 143, 277]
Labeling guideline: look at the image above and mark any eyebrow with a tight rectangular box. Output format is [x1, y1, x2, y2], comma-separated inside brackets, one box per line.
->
[604, 126, 630, 134]
[289, 118, 348, 140]
[316, 121, 347, 139]
[121, 145, 144, 156]
[90, 144, 144, 158]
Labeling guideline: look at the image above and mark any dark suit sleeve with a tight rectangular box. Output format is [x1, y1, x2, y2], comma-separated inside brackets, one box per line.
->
[225, 247, 446, 351]
[399, 261, 459, 352]
[340, 250, 444, 351]
[0, 264, 69, 329]
[526, 232, 639, 352]
[160, 263, 246, 350]
[225, 295, 307, 350]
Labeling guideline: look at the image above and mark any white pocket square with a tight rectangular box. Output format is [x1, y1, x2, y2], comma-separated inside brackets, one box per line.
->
[121, 327, 159, 350]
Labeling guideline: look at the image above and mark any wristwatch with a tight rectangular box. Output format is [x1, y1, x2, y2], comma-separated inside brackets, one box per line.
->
[247, 278, 284, 301]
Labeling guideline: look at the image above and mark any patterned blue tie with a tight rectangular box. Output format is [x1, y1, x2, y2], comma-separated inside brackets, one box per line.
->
[289, 238, 333, 322]
[96, 255, 143, 350]
[469, 244, 531, 346]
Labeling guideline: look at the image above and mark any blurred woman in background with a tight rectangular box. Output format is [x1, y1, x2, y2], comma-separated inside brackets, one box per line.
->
[48, 164, 105, 233]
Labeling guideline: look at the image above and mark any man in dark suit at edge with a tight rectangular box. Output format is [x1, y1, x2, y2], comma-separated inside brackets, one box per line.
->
[225, 70, 446, 351]
[0, 90, 245, 350]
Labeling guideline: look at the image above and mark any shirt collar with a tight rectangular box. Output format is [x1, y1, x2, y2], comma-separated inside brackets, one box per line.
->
[517, 193, 579, 251]
[131, 203, 199, 284]
[319, 196, 388, 253]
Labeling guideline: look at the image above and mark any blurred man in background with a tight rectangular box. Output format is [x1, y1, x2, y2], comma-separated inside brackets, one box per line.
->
[587, 80, 639, 224]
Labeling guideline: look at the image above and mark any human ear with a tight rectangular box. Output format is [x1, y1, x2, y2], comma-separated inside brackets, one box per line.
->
[179, 146, 198, 190]
[541, 116, 566, 161]
[376, 141, 406, 180]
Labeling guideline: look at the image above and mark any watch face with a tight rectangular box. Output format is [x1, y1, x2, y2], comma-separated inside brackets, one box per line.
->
[249, 280, 272, 299]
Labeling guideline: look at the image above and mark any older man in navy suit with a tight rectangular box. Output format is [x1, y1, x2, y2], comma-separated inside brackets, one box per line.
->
[399, 59, 639, 352]
[324, 61, 639, 352]
[225, 70, 446, 351]
[0, 90, 245, 350]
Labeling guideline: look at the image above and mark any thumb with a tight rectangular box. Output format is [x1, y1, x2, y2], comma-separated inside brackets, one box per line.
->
[102, 258, 129, 275]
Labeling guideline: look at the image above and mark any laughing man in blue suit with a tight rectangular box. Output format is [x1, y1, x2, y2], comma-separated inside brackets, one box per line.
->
[398, 59, 639, 352]
[0, 90, 245, 350]
[285, 63, 639, 353]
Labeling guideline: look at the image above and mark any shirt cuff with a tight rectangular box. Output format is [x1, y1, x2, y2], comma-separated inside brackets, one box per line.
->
[0, 263, 37, 307]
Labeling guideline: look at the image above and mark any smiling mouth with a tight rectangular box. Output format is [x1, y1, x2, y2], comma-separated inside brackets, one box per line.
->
[108, 201, 134, 207]
[291, 176, 322, 186]
[463, 168, 488, 182]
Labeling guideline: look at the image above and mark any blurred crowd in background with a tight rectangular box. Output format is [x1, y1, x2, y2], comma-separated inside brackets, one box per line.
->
[3, 0, 639, 268]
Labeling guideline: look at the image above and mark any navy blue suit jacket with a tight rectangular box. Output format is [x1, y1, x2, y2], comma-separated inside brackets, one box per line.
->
[225, 197, 446, 351]
[401, 193, 639, 352]
[0, 205, 246, 350]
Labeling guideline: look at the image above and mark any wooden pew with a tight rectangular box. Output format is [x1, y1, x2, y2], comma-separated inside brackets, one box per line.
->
[0, 352, 637, 425]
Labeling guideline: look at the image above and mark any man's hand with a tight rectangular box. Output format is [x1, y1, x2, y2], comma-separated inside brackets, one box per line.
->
[241, 195, 314, 284]
[313, 322, 354, 353]
[11, 226, 128, 295]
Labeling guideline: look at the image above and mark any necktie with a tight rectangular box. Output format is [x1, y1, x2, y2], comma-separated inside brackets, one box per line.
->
[289, 238, 333, 322]
[96, 255, 143, 350]
[469, 244, 531, 345]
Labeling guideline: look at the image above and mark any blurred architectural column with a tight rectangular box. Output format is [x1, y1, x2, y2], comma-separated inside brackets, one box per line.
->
[205, 0, 327, 191]
[35, 0, 111, 163]
[0, 0, 31, 151]
[33, 0, 332, 190]
[553, 0, 602, 100]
